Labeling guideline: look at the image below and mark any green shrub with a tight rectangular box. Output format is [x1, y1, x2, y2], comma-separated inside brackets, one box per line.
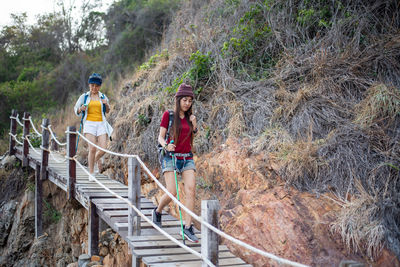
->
[221, 2, 276, 80]
[138, 114, 151, 126]
[139, 49, 169, 70]
[165, 50, 214, 94]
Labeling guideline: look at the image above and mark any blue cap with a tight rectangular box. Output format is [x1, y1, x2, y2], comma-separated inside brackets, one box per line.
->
[88, 73, 102, 85]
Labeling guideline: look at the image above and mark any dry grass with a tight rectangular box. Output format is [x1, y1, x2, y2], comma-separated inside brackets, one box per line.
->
[331, 181, 387, 260]
[355, 83, 400, 128]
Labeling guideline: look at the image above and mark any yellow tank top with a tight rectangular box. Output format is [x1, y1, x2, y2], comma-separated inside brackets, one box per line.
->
[86, 101, 102, 121]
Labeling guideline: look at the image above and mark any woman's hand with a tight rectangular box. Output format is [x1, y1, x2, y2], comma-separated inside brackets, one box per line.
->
[102, 99, 110, 113]
[80, 105, 87, 113]
[190, 115, 197, 128]
[165, 143, 176, 152]
[190, 115, 197, 132]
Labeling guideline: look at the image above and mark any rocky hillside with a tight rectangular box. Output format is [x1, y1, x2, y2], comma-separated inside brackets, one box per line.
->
[0, 156, 132, 267]
[96, 0, 400, 265]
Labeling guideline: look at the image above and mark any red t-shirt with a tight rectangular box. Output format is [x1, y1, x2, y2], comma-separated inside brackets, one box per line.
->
[160, 111, 192, 159]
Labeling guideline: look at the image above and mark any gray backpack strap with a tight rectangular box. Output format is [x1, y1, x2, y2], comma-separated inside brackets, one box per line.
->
[165, 110, 173, 142]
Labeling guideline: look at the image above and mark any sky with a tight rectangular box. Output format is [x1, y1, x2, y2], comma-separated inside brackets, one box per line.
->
[0, 0, 114, 27]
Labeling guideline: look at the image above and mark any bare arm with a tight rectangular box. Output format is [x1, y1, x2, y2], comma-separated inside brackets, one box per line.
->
[158, 126, 175, 151]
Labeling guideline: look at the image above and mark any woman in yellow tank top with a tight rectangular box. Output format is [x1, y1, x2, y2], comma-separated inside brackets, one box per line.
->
[74, 73, 112, 180]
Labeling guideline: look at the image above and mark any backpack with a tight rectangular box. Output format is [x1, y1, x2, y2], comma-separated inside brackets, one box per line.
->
[157, 110, 173, 165]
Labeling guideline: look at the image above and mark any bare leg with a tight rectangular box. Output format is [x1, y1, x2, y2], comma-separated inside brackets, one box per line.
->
[95, 134, 107, 170]
[182, 169, 196, 227]
[85, 133, 97, 173]
[156, 172, 177, 213]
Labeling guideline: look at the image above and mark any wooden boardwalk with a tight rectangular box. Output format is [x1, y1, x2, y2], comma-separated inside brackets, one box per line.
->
[13, 145, 252, 267]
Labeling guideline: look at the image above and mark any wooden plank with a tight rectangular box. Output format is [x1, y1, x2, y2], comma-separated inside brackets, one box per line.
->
[85, 192, 129, 199]
[129, 239, 201, 249]
[35, 163, 42, 238]
[95, 202, 155, 211]
[142, 251, 235, 265]
[67, 125, 76, 200]
[104, 211, 175, 221]
[129, 235, 200, 242]
[201, 200, 220, 266]
[40, 118, 50, 181]
[132, 245, 229, 257]
[92, 197, 149, 205]
[147, 257, 249, 266]
[88, 201, 99, 256]
[9, 110, 17, 156]
[128, 157, 141, 236]
[22, 112, 30, 167]
[115, 220, 185, 232]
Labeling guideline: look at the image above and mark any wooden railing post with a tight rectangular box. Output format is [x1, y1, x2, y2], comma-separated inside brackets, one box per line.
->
[40, 119, 50, 181]
[35, 163, 42, 238]
[128, 157, 141, 237]
[50, 133, 59, 151]
[67, 126, 76, 200]
[88, 201, 99, 256]
[9, 110, 17, 155]
[201, 200, 220, 267]
[22, 112, 30, 167]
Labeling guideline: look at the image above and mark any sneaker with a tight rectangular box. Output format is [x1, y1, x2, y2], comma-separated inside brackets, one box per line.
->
[88, 172, 95, 182]
[152, 207, 162, 227]
[183, 225, 199, 243]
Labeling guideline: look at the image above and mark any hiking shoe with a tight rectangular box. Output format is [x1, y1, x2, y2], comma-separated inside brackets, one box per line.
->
[183, 225, 199, 243]
[152, 207, 162, 227]
[88, 173, 95, 182]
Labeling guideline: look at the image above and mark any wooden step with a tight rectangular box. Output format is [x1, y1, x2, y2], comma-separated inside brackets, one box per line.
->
[147, 257, 250, 266]
[142, 251, 236, 265]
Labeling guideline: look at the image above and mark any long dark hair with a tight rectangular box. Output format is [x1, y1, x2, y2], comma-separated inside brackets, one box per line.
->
[172, 96, 194, 147]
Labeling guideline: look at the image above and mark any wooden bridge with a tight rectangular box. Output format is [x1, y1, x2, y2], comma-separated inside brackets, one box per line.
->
[8, 110, 252, 267]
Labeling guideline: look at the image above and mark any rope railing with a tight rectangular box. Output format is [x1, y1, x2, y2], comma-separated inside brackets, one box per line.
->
[15, 114, 24, 127]
[28, 116, 43, 137]
[48, 125, 67, 146]
[24, 136, 41, 155]
[73, 131, 309, 267]
[74, 158, 216, 267]
[9, 133, 24, 145]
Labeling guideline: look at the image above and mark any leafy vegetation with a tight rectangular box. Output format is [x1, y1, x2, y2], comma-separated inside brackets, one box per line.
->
[0, 0, 181, 140]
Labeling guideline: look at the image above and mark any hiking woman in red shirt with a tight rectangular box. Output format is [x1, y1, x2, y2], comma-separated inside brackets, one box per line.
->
[152, 83, 199, 243]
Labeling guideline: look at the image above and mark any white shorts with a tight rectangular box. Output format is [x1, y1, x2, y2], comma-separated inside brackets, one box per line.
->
[83, 121, 107, 136]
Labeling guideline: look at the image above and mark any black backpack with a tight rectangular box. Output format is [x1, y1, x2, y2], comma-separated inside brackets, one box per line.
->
[157, 110, 173, 164]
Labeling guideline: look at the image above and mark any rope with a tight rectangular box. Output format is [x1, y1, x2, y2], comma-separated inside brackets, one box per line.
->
[40, 146, 50, 153]
[71, 130, 310, 267]
[9, 133, 23, 145]
[74, 159, 216, 267]
[24, 136, 41, 155]
[48, 125, 67, 146]
[15, 114, 24, 127]
[75, 132, 135, 158]
[29, 117, 43, 137]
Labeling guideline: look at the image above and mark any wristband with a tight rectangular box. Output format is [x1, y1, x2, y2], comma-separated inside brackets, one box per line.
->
[193, 128, 198, 134]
